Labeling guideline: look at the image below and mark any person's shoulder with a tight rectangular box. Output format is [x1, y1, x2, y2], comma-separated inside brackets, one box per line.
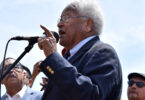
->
[26, 86, 43, 96]
[92, 40, 116, 53]
[24, 87, 43, 100]
[1, 94, 6, 100]
[96, 40, 114, 48]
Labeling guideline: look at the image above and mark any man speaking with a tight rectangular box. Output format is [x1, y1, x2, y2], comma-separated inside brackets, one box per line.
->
[37, 0, 122, 100]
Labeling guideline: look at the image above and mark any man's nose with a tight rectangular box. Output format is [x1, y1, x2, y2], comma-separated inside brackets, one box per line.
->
[131, 83, 137, 88]
[57, 21, 64, 28]
[10, 68, 16, 73]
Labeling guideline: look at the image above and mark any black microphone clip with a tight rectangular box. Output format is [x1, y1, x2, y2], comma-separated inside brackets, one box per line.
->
[11, 36, 40, 43]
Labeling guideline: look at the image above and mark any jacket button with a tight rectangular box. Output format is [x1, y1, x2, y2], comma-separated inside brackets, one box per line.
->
[46, 66, 54, 74]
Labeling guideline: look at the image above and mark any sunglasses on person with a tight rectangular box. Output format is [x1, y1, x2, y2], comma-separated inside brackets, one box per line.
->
[128, 80, 145, 88]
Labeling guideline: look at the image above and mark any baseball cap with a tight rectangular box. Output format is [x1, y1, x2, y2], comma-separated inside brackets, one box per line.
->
[128, 72, 145, 80]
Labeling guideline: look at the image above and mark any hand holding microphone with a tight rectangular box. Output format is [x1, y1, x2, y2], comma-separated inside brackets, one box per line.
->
[38, 25, 58, 57]
[10, 25, 59, 57]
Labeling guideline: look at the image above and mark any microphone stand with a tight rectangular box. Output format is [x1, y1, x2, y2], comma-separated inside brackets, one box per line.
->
[0, 39, 37, 99]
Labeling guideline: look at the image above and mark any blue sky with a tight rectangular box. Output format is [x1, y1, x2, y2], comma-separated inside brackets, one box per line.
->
[0, 0, 145, 100]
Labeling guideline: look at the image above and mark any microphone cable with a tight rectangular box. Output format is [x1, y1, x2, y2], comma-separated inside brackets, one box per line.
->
[0, 38, 12, 100]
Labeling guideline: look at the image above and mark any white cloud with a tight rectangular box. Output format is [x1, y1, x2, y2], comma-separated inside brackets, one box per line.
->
[0, 0, 74, 10]
[101, 25, 145, 49]
[128, 26, 145, 44]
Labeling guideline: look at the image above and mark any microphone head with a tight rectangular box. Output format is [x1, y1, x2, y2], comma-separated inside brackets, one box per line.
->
[43, 31, 59, 43]
[51, 31, 59, 43]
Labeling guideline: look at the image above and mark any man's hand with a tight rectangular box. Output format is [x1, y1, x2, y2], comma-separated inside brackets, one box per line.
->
[32, 61, 42, 76]
[30, 61, 42, 87]
[38, 25, 57, 57]
[40, 77, 48, 91]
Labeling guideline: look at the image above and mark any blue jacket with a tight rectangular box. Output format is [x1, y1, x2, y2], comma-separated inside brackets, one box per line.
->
[40, 36, 122, 100]
[1, 86, 42, 100]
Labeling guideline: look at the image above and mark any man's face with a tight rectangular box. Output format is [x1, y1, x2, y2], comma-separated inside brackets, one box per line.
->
[2, 59, 25, 87]
[57, 10, 88, 50]
[127, 77, 145, 100]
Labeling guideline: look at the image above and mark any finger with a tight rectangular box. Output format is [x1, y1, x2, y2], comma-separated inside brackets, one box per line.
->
[40, 25, 53, 37]
[38, 38, 44, 50]
[35, 62, 41, 67]
[44, 81, 48, 84]
[40, 83, 44, 86]
[42, 77, 48, 80]
[36, 61, 42, 66]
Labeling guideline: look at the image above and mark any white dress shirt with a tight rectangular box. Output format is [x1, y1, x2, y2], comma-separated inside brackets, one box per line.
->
[5, 85, 27, 100]
[68, 35, 96, 59]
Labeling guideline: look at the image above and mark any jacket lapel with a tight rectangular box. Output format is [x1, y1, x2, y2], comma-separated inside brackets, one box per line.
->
[68, 36, 99, 64]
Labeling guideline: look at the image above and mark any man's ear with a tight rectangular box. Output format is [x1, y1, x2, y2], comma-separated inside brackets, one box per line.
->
[23, 71, 27, 79]
[85, 19, 93, 33]
[28, 79, 33, 88]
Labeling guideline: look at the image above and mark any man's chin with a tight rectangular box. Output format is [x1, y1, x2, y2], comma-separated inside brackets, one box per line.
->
[59, 40, 66, 47]
[128, 93, 138, 100]
[7, 77, 17, 82]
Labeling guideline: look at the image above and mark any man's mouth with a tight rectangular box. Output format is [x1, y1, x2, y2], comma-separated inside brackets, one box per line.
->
[7, 74, 17, 79]
[59, 30, 66, 36]
[129, 90, 137, 94]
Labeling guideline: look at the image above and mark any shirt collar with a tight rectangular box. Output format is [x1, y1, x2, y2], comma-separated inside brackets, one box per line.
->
[5, 85, 27, 99]
[69, 35, 96, 58]
[17, 85, 27, 98]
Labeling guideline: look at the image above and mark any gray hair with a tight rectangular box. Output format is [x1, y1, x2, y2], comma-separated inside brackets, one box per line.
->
[64, 0, 104, 35]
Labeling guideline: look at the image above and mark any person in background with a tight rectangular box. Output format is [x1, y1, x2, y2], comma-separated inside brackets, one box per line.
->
[38, 0, 122, 100]
[127, 72, 145, 100]
[21, 64, 32, 87]
[40, 77, 48, 91]
[0, 57, 42, 100]
[30, 60, 48, 91]
[29, 61, 41, 88]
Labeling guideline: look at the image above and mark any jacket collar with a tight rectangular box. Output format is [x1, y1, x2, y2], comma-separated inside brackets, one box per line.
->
[68, 36, 100, 64]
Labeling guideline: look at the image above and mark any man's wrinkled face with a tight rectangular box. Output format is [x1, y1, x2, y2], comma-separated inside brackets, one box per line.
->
[127, 77, 145, 100]
[57, 9, 87, 50]
[2, 59, 25, 87]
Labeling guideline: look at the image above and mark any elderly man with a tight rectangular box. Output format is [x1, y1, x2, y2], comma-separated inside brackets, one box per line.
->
[38, 0, 122, 100]
[128, 72, 145, 100]
[0, 58, 42, 100]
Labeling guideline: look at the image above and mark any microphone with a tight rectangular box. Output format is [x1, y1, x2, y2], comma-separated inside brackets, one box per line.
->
[11, 31, 59, 43]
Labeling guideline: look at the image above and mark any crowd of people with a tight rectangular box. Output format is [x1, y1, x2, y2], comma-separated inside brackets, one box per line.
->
[1, 58, 145, 100]
[0, 0, 144, 100]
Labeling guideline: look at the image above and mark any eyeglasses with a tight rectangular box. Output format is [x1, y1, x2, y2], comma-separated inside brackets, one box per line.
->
[128, 80, 145, 88]
[2, 63, 23, 73]
[58, 16, 87, 23]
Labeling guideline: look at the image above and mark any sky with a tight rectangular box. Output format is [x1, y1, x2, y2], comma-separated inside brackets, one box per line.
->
[0, 0, 145, 100]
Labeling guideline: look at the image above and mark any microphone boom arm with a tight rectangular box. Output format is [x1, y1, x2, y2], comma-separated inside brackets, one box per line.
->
[0, 40, 36, 81]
